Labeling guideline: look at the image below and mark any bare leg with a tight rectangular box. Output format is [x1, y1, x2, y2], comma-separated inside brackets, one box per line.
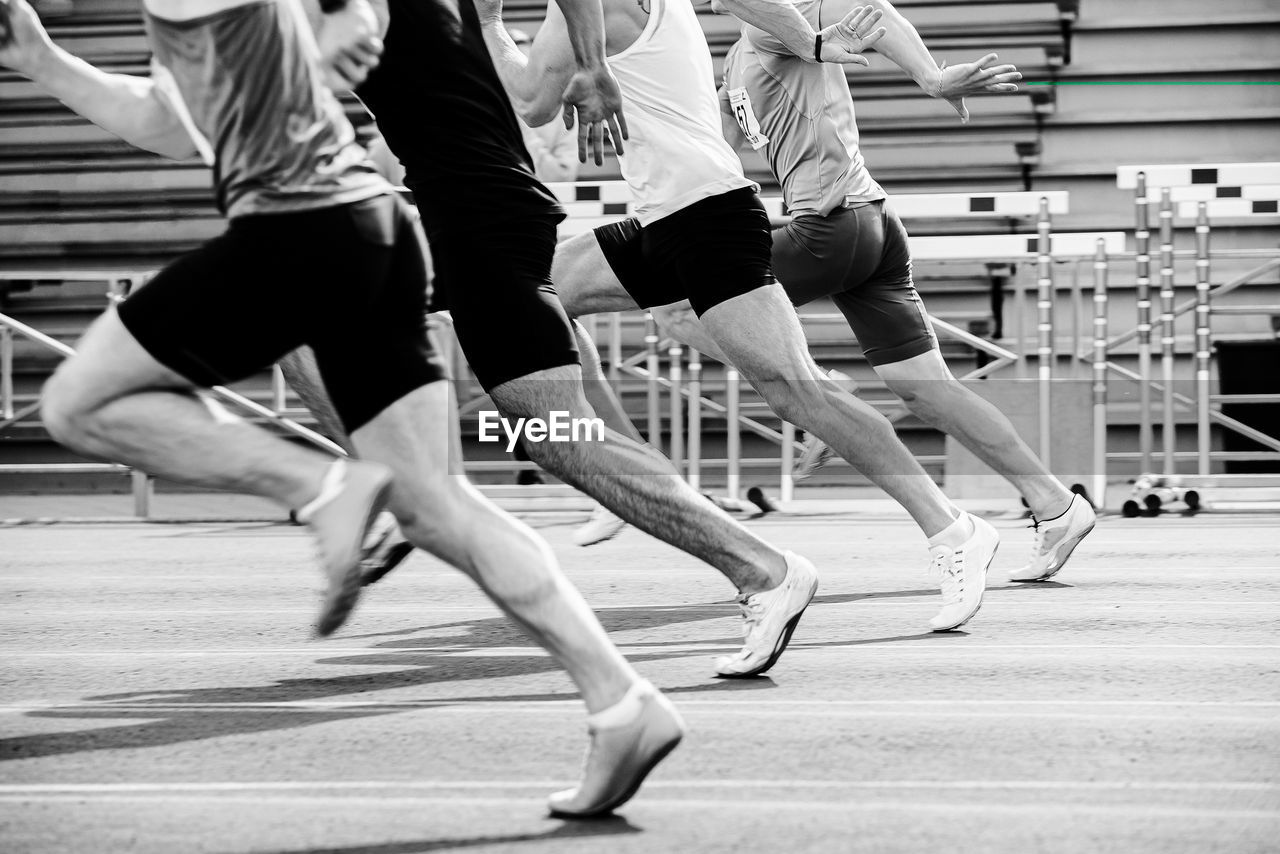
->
[876, 349, 1074, 519]
[41, 308, 328, 507]
[699, 285, 960, 538]
[488, 364, 786, 595]
[351, 381, 638, 711]
[279, 346, 355, 454]
[571, 318, 645, 444]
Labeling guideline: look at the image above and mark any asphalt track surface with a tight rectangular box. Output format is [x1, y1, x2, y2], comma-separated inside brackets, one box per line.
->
[2, 506, 1278, 853]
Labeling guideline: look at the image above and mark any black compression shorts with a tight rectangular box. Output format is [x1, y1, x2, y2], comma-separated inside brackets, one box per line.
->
[423, 212, 579, 391]
[117, 193, 447, 432]
[593, 187, 776, 316]
[773, 200, 935, 366]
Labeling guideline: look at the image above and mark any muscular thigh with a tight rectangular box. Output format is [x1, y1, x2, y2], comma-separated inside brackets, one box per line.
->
[427, 215, 579, 392]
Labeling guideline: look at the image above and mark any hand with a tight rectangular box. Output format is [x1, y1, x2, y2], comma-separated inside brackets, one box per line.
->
[817, 5, 886, 66]
[934, 53, 1021, 123]
[561, 64, 628, 166]
[316, 0, 384, 92]
[471, 0, 502, 23]
[0, 0, 57, 76]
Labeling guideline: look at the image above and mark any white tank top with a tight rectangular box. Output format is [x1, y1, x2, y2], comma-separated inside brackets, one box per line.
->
[607, 0, 755, 225]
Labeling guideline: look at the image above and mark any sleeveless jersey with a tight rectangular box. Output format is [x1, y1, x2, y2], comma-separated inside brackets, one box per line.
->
[725, 0, 885, 218]
[606, 0, 754, 225]
[144, 0, 389, 219]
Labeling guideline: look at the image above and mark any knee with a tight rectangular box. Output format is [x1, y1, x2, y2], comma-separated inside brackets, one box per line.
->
[40, 366, 94, 449]
[754, 375, 827, 426]
[886, 376, 955, 419]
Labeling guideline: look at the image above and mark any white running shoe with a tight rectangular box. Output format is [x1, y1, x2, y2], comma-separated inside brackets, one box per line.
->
[1009, 493, 1096, 582]
[359, 511, 415, 587]
[792, 433, 837, 482]
[296, 459, 393, 637]
[928, 514, 999, 632]
[548, 680, 685, 818]
[715, 551, 819, 678]
[573, 504, 628, 547]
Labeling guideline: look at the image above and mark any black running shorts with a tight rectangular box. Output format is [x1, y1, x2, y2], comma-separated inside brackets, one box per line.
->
[117, 193, 447, 432]
[422, 212, 579, 391]
[593, 187, 776, 316]
[774, 200, 935, 367]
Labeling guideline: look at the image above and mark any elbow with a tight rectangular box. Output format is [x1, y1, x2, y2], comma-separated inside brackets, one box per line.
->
[520, 101, 561, 129]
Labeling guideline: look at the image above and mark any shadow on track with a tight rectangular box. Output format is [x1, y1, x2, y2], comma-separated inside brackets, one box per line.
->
[231, 816, 641, 854]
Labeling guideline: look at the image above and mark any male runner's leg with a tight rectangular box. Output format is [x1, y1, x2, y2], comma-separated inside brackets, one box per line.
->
[649, 202, 1092, 582]
[555, 192, 996, 633]
[41, 216, 395, 638]
[823, 204, 1095, 582]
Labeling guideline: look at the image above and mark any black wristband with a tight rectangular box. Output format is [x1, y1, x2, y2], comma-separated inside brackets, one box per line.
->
[814, 32, 823, 62]
[319, 0, 347, 12]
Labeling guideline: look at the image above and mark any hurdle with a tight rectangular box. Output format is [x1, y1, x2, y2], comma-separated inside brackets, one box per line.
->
[1114, 162, 1280, 513]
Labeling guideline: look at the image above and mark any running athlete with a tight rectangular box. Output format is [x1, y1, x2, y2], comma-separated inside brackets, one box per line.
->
[295, 0, 829, 692]
[0, 0, 681, 817]
[653, 0, 1097, 582]
[479, 0, 999, 636]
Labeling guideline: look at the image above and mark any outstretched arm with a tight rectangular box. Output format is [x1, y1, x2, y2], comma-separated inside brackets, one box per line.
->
[0, 0, 196, 159]
[474, 0, 575, 130]
[818, 0, 1021, 121]
[717, 0, 886, 65]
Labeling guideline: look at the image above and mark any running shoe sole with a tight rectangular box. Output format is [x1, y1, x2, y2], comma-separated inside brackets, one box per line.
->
[716, 606, 810, 679]
[360, 539, 415, 587]
[1014, 520, 1095, 583]
[549, 733, 684, 819]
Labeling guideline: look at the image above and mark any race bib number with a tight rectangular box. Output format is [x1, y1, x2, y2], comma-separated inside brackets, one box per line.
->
[728, 87, 770, 151]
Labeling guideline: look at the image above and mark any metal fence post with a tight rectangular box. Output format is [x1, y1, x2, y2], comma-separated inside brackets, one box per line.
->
[1036, 197, 1054, 468]
[780, 421, 795, 503]
[271, 364, 288, 415]
[608, 313, 622, 388]
[1092, 239, 1109, 508]
[1134, 173, 1154, 472]
[668, 342, 684, 473]
[131, 470, 152, 518]
[0, 325, 13, 421]
[644, 312, 661, 451]
[726, 367, 741, 501]
[687, 348, 702, 490]
[1195, 202, 1212, 475]
[1158, 188, 1177, 475]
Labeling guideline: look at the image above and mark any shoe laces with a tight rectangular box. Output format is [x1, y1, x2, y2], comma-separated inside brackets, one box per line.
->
[737, 594, 767, 638]
[932, 550, 965, 604]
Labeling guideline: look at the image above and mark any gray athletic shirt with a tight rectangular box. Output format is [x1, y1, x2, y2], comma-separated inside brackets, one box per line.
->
[722, 0, 885, 217]
[144, 0, 389, 219]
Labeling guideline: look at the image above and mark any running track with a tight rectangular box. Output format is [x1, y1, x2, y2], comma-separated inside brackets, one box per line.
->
[2, 505, 1277, 853]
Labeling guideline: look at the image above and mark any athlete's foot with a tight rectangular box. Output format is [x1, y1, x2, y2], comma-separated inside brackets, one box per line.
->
[792, 433, 837, 482]
[548, 681, 685, 818]
[928, 514, 999, 632]
[297, 459, 393, 636]
[359, 511, 415, 586]
[715, 551, 819, 678]
[1010, 493, 1096, 582]
[573, 504, 628, 547]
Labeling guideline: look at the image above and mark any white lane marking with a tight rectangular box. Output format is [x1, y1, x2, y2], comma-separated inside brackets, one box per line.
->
[3, 600, 1280, 615]
[0, 793, 1275, 819]
[2, 644, 1279, 658]
[0, 703, 1271, 724]
[0, 780, 1275, 794]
